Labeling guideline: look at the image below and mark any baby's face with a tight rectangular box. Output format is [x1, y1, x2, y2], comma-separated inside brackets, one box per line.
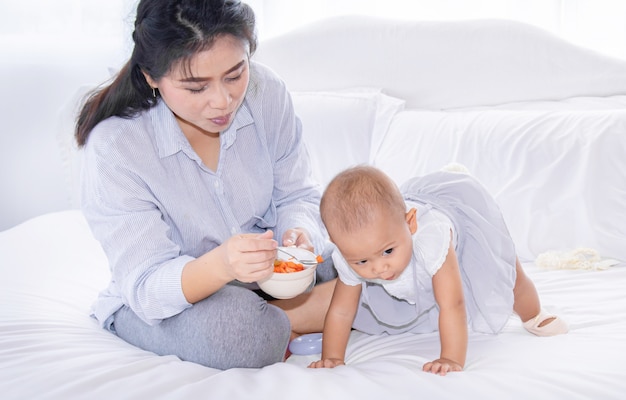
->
[331, 210, 414, 281]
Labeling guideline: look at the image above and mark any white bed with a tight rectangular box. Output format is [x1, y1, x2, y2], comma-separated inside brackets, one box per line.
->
[2, 16, 626, 399]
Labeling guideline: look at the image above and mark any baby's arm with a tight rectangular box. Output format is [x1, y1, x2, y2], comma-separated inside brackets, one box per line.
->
[423, 238, 468, 376]
[308, 280, 361, 368]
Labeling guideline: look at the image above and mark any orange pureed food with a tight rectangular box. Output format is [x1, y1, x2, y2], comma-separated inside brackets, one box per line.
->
[273, 260, 304, 273]
[273, 255, 324, 273]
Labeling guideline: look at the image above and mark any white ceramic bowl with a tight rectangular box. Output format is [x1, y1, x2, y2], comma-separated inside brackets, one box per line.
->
[257, 247, 318, 299]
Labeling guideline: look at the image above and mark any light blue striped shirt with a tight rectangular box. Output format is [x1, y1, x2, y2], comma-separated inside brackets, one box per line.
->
[82, 62, 326, 327]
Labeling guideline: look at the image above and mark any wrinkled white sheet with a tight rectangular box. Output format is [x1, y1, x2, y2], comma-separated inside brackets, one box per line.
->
[1, 211, 625, 400]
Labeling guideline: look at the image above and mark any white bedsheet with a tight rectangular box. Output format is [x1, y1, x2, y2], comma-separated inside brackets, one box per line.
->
[1, 210, 625, 399]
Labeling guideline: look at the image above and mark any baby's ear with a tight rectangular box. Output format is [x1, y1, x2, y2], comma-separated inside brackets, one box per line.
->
[406, 208, 418, 234]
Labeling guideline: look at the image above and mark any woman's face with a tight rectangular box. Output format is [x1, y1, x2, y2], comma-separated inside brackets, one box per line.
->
[147, 35, 250, 138]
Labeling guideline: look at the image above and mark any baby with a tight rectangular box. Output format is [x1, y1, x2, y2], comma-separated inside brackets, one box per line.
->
[308, 166, 568, 375]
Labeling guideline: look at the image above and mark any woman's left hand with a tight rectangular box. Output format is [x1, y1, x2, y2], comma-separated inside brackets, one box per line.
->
[282, 228, 313, 252]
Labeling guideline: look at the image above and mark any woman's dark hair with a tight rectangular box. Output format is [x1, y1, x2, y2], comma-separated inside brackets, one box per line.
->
[75, 0, 257, 147]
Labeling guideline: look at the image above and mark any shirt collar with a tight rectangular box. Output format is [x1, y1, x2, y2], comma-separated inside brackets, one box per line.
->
[152, 99, 255, 159]
[222, 100, 254, 149]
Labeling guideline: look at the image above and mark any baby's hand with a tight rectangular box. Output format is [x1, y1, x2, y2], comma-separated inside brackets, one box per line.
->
[308, 358, 345, 369]
[422, 358, 463, 376]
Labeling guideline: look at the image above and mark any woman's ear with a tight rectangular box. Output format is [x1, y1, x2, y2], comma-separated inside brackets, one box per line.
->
[142, 70, 157, 89]
[406, 208, 418, 234]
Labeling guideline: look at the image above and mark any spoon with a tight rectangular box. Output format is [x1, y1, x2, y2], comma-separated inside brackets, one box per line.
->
[277, 247, 318, 266]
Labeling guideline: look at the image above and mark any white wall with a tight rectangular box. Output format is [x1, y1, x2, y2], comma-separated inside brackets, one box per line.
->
[256, 0, 626, 61]
[0, 2, 133, 231]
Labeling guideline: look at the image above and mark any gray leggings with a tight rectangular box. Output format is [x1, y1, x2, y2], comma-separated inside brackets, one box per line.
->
[111, 284, 291, 370]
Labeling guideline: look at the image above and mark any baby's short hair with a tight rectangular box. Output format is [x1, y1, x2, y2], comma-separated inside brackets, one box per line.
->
[320, 165, 406, 235]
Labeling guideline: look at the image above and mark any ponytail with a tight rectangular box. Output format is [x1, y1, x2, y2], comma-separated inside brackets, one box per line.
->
[75, 61, 155, 147]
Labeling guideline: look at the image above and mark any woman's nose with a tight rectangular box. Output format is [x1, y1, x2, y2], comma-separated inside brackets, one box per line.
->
[208, 84, 231, 110]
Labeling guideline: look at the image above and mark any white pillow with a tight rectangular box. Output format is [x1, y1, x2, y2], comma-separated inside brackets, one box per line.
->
[291, 88, 404, 188]
[57, 85, 95, 209]
[256, 17, 626, 109]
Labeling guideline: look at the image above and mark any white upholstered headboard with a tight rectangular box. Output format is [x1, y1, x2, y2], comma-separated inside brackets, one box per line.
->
[253, 16, 626, 109]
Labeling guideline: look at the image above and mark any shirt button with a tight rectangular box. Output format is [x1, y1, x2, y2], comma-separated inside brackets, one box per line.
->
[230, 227, 238, 235]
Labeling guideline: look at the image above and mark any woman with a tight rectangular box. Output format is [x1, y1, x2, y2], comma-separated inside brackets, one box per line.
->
[76, 0, 335, 369]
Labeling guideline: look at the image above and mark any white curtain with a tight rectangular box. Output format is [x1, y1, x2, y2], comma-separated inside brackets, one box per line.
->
[1, 0, 624, 61]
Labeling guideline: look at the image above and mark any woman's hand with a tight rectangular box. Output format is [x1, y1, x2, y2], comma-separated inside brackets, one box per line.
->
[282, 228, 314, 252]
[422, 358, 463, 376]
[308, 358, 345, 369]
[220, 230, 278, 283]
[181, 230, 277, 304]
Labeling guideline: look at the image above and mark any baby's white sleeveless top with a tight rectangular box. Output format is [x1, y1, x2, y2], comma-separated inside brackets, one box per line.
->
[332, 202, 457, 304]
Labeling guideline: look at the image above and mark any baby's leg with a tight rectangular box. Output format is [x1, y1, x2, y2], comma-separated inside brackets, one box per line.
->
[513, 258, 568, 335]
[512, 258, 541, 322]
